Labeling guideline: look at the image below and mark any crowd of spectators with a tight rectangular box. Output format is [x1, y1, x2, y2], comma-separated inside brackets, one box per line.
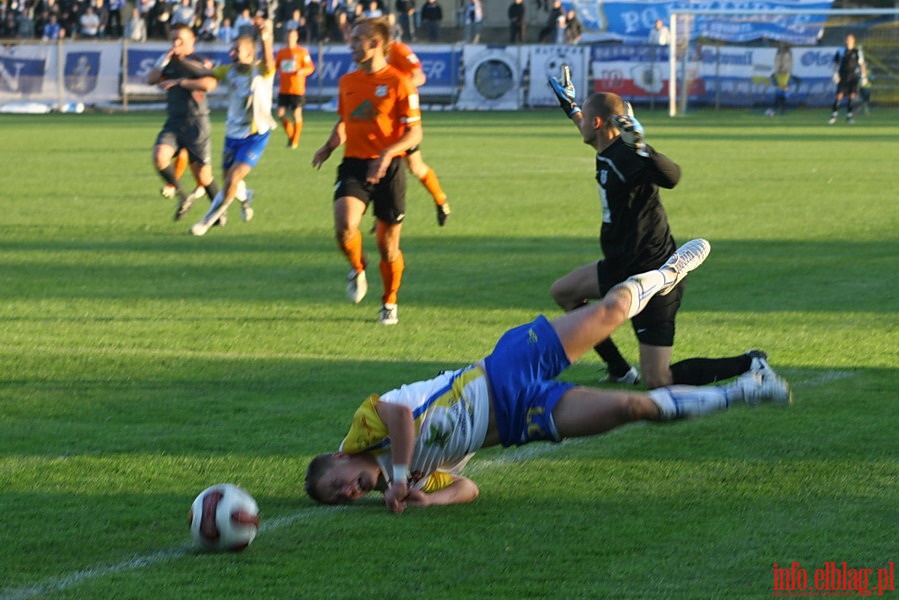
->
[0, 0, 451, 43]
[0, 0, 583, 44]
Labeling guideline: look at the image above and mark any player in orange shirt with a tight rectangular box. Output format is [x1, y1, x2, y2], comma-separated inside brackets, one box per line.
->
[275, 27, 316, 149]
[312, 17, 423, 326]
[386, 38, 451, 226]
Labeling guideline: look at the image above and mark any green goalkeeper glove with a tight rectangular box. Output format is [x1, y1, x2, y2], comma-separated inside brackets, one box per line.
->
[612, 114, 650, 158]
[548, 64, 580, 118]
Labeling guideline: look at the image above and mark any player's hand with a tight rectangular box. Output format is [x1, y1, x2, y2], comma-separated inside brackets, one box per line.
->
[861, 75, 869, 87]
[612, 114, 650, 158]
[548, 64, 580, 118]
[366, 153, 391, 184]
[403, 488, 432, 507]
[832, 72, 840, 85]
[384, 482, 408, 514]
[311, 145, 333, 169]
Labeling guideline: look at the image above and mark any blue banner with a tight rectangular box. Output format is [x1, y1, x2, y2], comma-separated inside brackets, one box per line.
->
[0, 55, 46, 95]
[307, 44, 459, 97]
[576, 0, 835, 44]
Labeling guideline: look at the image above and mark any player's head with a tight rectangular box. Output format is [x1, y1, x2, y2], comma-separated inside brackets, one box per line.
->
[349, 17, 391, 65]
[170, 23, 196, 55]
[305, 452, 380, 505]
[231, 35, 256, 68]
[845, 34, 856, 48]
[580, 92, 629, 146]
[286, 27, 299, 45]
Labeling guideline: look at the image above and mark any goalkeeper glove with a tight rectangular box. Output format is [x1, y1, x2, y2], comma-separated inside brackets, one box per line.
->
[832, 72, 840, 85]
[548, 64, 580, 118]
[612, 114, 650, 158]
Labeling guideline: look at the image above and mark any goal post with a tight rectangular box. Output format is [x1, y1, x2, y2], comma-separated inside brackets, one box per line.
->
[667, 8, 899, 116]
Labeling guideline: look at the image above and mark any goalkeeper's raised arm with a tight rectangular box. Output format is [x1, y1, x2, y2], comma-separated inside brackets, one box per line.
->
[548, 64, 584, 126]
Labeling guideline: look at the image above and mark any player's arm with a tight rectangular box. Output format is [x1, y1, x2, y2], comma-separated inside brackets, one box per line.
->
[311, 120, 345, 169]
[257, 18, 276, 75]
[548, 64, 581, 125]
[408, 65, 426, 88]
[404, 476, 479, 507]
[367, 121, 422, 184]
[375, 401, 416, 514]
[146, 49, 175, 85]
[644, 150, 681, 189]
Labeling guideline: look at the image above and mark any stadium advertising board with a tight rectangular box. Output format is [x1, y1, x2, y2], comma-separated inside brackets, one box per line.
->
[574, 0, 835, 44]
[590, 43, 837, 107]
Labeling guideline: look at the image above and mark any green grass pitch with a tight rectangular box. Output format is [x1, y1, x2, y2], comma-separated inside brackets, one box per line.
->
[0, 107, 896, 599]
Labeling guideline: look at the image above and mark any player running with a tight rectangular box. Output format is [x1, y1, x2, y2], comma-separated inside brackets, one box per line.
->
[190, 17, 277, 237]
[147, 24, 220, 222]
[385, 30, 451, 226]
[275, 27, 316, 149]
[312, 17, 423, 325]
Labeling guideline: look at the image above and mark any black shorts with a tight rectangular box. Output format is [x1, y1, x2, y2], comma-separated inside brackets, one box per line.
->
[335, 157, 407, 225]
[837, 77, 860, 97]
[155, 117, 212, 166]
[597, 260, 683, 347]
[277, 93, 306, 110]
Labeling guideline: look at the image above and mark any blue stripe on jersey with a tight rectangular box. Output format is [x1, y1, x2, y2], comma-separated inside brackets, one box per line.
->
[410, 365, 476, 420]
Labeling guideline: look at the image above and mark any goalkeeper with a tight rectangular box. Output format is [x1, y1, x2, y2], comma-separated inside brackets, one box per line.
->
[546, 67, 769, 390]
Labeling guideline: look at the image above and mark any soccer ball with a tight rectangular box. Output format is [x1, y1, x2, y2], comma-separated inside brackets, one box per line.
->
[188, 483, 260, 552]
[764, 108, 776, 117]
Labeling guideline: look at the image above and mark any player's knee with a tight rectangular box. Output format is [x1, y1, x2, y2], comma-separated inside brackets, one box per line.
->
[625, 394, 659, 421]
[550, 278, 580, 311]
[642, 369, 672, 390]
[603, 291, 630, 324]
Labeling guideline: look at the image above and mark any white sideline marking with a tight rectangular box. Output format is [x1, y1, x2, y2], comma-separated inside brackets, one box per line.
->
[1, 370, 833, 598]
[0, 508, 342, 600]
[1, 441, 579, 600]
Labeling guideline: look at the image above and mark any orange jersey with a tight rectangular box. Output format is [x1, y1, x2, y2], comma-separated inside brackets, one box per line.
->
[338, 65, 421, 160]
[275, 45, 315, 95]
[386, 42, 422, 81]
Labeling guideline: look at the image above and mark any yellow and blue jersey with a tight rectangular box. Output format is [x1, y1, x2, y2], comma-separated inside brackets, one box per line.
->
[339, 365, 491, 493]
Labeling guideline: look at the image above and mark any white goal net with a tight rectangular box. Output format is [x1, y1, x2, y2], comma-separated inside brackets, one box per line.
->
[666, 8, 899, 115]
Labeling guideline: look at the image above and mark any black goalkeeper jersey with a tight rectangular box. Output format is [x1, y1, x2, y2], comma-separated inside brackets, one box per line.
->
[594, 137, 681, 288]
[834, 46, 863, 82]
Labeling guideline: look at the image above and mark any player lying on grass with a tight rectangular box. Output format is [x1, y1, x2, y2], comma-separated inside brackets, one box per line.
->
[305, 239, 792, 513]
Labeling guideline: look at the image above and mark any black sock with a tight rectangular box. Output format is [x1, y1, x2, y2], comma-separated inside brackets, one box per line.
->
[158, 165, 186, 201]
[670, 354, 752, 385]
[594, 337, 631, 378]
[204, 180, 219, 203]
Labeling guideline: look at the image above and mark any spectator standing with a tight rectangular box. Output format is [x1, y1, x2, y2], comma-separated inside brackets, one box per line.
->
[648, 18, 669, 45]
[171, 0, 195, 27]
[564, 8, 580, 44]
[538, 0, 562, 42]
[79, 5, 101, 38]
[362, 0, 381, 17]
[107, 0, 124, 36]
[304, 0, 320, 42]
[419, 0, 440, 42]
[507, 0, 524, 43]
[463, 0, 481, 43]
[217, 15, 237, 42]
[42, 12, 64, 39]
[125, 6, 147, 40]
[395, 0, 414, 41]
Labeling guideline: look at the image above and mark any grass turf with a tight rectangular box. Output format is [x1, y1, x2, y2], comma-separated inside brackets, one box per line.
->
[0, 107, 896, 599]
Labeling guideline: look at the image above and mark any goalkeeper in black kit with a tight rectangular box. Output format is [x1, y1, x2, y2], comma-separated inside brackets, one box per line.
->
[545, 65, 775, 391]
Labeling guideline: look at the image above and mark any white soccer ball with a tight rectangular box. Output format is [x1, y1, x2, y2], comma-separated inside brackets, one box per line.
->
[188, 483, 259, 552]
[764, 108, 776, 117]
